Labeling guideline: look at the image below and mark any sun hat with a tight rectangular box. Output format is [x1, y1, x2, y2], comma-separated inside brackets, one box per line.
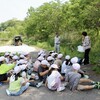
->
[20, 54, 25, 58]
[18, 59, 27, 64]
[19, 64, 27, 70]
[72, 63, 80, 71]
[23, 52, 29, 56]
[47, 56, 54, 61]
[5, 52, 9, 56]
[41, 60, 49, 66]
[0, 56, 5, 62]
[51, 53, 58, 57]
[12, 55, 19, 60]
[57, 54, 63, 59]
[65, 55, 70, 60]
[14, 66, 21, 74]
[38, 50, 45, 56]
[50, 64, 58, 69]
[37, 56, 44, 61]
[71, 57, 78, 64]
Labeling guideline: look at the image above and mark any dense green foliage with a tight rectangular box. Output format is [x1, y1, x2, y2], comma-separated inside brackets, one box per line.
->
[0, 0, 100, 65]
[24, 0, 100, 63]
[0, 18, 25, 39]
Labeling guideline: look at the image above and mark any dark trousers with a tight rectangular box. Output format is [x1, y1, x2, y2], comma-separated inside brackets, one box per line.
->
[84, 48, 91, 65]
[0, 73, 7, 82]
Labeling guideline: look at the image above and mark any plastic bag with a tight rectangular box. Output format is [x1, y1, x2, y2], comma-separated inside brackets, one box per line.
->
[77, 45, 85, 52]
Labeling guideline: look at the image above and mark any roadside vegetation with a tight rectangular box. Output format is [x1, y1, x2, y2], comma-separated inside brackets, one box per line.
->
[0, 0, 100, 72]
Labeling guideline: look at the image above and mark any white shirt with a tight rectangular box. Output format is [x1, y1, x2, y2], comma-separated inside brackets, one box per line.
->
[61, 61, 72, 74]
[55, 36, 60, 44]
[47, 70, 61, 89]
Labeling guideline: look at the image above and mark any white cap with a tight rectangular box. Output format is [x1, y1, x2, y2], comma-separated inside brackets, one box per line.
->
[0, 56, 5, 61]
[23, 52, 29, 56]
[51, 53, 58, 57]
[19, 64, 27, 70]
[71, 57, 78, 64]
[72, 63, 80, 71]
[57, 54, 63, 59]
[38, 50, 45, 56]
[41, 60, 49, 66]
[50, 64, 58, 69]
[18, 59, 27, 64]
[40, 53, 46, 57]
[14, 66, 21, 74]
[37, 56, 44, 61]
[12, 55, 19, 60]
[65, 55, 70, 60]
[47, 56, 54, 61]
[5, 52, 9, 56]
[20, 54, 25, 58]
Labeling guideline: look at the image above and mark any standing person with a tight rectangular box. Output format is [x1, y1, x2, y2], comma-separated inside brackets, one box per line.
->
[54, 33, 60, 53]
[82, 32, 91, 65]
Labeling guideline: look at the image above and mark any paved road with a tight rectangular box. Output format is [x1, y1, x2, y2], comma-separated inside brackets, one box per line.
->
[0, 48, 100, 100]
[0, 83, 100, 100]
[0, 44, 41, 53]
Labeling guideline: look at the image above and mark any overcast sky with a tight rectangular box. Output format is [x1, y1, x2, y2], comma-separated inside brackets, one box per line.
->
[0, 0, 67, 23]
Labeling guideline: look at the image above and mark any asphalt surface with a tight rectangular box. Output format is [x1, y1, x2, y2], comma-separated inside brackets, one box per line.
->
[0, 49, 100, 100]
[0, 83, 100, 100]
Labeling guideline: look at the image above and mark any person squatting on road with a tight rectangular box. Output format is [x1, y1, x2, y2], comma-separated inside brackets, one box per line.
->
[54, 33, 60, 53]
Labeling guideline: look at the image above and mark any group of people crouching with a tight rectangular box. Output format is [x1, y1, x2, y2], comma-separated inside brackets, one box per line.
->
[0, 50, 99, 96]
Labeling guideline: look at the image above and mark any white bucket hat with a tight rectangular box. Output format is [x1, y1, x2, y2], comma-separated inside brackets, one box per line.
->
[12, 55, 19, 60]
[37, 56, 44, 61]
[47, 56, 54, 61]
[18, 59, 27, 64]
[65, 55, 70, 60]
[72, 63, 80, 71]
[5, 52, 9, 56]
[50, 64, 58, 69]
[57, 54, 63, 59]
[0, 56, 5, 62]
[19, 64, 27, 70]
[20, 54, 25, 58]
[71, 57, 78, 64]
[14, 66, 21, 74]
[41, 60, 49, 66]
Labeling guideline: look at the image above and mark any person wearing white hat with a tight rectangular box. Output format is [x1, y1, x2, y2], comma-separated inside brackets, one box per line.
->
[47, 56, 54, 65]
[70, 57, 78, 64]
[19, 54, 25, 59]
[61, 55, 71, 75]
[54, 54, 63, 72]
[46, 64, 65, 92]
[12, 55, 19, 63]
[33, 56, 44, 72]
[0, 56, 5, 64]
[17, 59, 27, 66]
[38, 60, 50, 83]
[65, 63, 99, 91]
[6, 68, 30, 96]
